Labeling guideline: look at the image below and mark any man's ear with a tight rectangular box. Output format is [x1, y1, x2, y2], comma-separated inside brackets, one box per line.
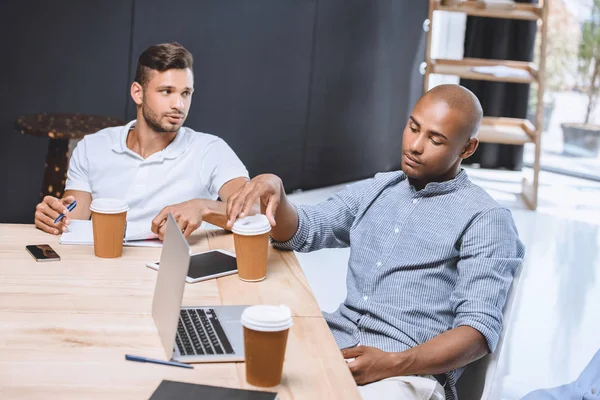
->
[460, 138, 479, 159]
[130, 82, 144, 106]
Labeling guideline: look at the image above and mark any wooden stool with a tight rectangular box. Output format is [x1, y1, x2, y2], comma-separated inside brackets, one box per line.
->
[16, 114, 124, 199]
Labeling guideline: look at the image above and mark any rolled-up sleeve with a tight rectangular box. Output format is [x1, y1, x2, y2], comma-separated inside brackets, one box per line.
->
[451, 207, 525, 353]
[272, 178, 374, 253]
[65, 139, 91, 193]
[203, 138, 249, 198]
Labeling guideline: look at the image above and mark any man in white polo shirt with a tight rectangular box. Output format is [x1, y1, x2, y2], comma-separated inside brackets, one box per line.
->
[34, 42, 249, 239]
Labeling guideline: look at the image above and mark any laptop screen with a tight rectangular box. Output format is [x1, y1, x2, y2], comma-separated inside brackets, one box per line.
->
[151, 214, 190, 359]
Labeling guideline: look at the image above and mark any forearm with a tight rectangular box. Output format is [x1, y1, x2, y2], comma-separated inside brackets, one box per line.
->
[268, 193, 299, 243]
[197, 199, 233, 229]
[389, 326, 489, 376]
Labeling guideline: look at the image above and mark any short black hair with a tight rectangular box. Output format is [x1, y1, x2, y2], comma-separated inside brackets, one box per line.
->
[134, 42, 193, 88]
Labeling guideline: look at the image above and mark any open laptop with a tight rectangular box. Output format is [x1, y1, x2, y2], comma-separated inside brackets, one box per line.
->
[151, 213, 247, 363]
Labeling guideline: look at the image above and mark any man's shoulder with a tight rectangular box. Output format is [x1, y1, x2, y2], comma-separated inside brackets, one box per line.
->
[179, 126, 227, 149]
[81, 124, 126, 145]
[457, 177, 514, 223]
[339, 170, 406, 206]
[461, 178, 503, 208]
[371, 170, 407, 187]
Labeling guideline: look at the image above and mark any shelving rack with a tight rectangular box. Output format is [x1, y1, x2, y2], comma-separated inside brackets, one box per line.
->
[424, 0, 548, 210]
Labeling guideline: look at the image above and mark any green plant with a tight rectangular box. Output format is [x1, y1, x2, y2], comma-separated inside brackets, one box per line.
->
[579, 0, 600, 124]
[529, 0, 578, 112]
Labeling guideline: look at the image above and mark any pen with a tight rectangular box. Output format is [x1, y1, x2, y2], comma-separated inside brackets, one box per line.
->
[124, 354, 193, 369]
[54, 201, 77, 224]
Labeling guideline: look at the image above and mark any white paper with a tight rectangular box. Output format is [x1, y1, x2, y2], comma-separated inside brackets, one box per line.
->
[483, 0, 516, 9]
[123, 221, 159, 242]
[59, 220, 162, 247]
[471, 65, 530, 79]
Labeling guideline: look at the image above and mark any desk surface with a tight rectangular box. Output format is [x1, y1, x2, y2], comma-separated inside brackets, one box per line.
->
[0, 224, 360, 399]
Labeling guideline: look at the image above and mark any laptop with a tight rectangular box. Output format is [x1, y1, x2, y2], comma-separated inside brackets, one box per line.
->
[151, 213, 247, 363]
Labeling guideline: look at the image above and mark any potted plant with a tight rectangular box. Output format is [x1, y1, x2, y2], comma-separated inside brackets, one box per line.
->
[562, 0, 600, 158]
[528, 0, 577, 134]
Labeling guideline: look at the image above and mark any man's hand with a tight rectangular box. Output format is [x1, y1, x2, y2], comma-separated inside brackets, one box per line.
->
[226, 174, 284, 228]
[152, 199, 211, 240]
[34, 195, 75, 235]
[342, 346, 396, 386]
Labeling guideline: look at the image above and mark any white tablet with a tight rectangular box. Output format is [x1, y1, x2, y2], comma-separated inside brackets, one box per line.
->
[146, 249, 238, 283]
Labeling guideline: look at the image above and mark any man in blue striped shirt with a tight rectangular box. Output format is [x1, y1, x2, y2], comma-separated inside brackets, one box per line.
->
[226, 84, 525, 400]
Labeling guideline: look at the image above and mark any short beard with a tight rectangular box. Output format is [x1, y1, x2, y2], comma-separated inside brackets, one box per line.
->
[141, 100, 180, 134]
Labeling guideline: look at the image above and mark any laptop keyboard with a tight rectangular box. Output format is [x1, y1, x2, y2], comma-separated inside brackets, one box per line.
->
[176, 308, 235, 356]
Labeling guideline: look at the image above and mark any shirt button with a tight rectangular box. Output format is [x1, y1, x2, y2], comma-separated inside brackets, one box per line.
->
[412, 198, 419, 204]
[363, 295, 369, 301]
[376, 261, 382, 267]
[394, 228, 399, 234]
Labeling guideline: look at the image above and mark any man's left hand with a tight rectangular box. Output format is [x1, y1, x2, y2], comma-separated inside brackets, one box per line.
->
[342, 346, 396, 386]
[152, 199, 208, 240]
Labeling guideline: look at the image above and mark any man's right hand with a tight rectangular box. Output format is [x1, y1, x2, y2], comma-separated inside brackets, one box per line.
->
[226, 174, 284, 228]
[34, 195, 75, 235]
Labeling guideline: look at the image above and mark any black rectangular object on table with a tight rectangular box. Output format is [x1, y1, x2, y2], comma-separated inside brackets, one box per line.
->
[149, 380, 278, 400]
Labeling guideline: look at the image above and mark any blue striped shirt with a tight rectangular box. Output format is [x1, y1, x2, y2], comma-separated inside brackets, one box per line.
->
[273, 169, 525, 399]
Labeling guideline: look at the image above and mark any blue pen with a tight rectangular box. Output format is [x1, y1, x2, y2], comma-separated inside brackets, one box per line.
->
[54, 201, 77, 224]
[125, 354, 193, 369]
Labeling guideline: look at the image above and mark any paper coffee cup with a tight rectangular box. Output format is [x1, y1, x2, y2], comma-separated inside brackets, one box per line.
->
[232, 215, 271, 282]
[241, 305, 293, 387]
[90, 198, 129, 259]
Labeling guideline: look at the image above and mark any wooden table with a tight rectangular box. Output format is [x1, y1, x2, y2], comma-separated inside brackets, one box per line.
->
[0, 224, 361, 399]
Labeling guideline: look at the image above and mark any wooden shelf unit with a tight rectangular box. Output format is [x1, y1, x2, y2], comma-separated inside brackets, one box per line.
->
[432, 0, 542, 20]
[428, 58, 538, 84]
[479, 117, 536, 145]
[425, 0, 548, 210]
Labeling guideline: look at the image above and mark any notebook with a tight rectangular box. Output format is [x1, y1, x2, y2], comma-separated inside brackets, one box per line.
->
[59, 220, 162, 247]
[149, 380, 278, 400]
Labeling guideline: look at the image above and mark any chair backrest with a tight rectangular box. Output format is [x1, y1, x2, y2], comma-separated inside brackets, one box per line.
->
[454, 262, 524, 400]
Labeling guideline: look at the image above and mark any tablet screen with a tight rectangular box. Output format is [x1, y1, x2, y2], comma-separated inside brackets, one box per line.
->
[187, 251, 237, 279]
[153, 250, 237, 279]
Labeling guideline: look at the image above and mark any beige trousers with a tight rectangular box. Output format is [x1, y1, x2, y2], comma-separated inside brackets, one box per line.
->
[358, 375, 446, 400]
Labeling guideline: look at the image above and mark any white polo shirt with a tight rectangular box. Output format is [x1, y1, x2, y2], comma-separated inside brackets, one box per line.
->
[65, 120, 249, 225]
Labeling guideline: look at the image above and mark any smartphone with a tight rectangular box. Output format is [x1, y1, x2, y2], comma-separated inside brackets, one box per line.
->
[26, 244, 61, 262]
[146, 249, 237, 283]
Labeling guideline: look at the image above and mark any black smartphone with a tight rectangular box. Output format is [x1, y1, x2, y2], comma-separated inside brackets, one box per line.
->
[26, 244, 61, 262]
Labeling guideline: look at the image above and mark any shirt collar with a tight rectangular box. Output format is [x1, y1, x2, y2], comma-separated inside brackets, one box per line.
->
[406, 168, 470, 196]
[111, 119, 187, 160]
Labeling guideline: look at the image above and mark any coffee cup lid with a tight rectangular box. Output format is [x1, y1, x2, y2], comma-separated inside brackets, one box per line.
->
[90, 198, 129, 214]
[232, 214, 271, 236]
[241, 305, 293, 332]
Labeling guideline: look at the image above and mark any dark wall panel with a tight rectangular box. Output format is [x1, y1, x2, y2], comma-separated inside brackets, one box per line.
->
[0, 0, 427, 223]
[0, 0, 132, 223]
[302, 0, 427, 189]
[129, 0, 317, 190]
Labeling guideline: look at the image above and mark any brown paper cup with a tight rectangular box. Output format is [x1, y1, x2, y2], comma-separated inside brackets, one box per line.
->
[91, 211, 127, 258]
[243, 327, 289, 387]
[233, 232, 269, 281]
[232, 215, 272, 282]
[89, 198, 129, 259]
[241, 305, 293, 387]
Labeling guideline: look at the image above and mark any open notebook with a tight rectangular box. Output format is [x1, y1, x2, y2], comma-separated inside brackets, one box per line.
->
[59, 220, 162, 247]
